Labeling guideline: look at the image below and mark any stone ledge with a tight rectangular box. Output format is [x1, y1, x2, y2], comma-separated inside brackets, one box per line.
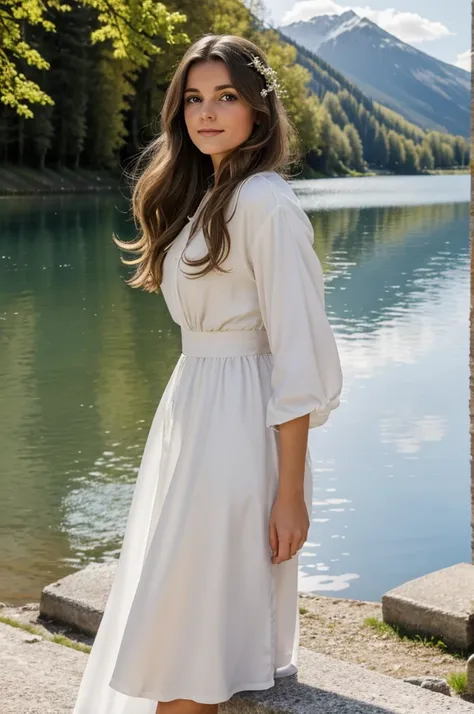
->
[0, 621, 85, 714]
[36, 563, 474, 712]
[225, 647, 474, 713]
[382, 562, 474, 652]
[2, 622, 473, 713]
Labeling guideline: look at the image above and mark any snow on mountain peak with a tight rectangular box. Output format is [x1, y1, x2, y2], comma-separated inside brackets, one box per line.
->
[339, 10, 359, 21]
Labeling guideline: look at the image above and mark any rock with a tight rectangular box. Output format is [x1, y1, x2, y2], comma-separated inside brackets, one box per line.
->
[403, 676, 451, 696]
[420, 679, 451, 696]
[23, 635, 42, 644]
[404, 677, 425, 685]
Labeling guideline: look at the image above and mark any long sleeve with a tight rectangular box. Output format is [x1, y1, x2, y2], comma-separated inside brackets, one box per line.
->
[250, 196, 343, 430]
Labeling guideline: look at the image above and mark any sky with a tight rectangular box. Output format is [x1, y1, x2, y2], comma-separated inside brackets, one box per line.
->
[264, 0, 471, 70]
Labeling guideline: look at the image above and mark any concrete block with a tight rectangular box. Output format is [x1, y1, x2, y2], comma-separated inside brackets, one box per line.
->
[40, 562, 116, 636]
[382, 562, 474, 651]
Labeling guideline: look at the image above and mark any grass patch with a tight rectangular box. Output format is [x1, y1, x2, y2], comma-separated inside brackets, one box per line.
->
[447, 671, 467, 695]
[0, 614, 91, 654]
[364, 617, 395, 637]
[50, 633, 91, 653]
[363, 617, 462, 656]
[299, 607, 308, 615]
[0, 614, 40, 635]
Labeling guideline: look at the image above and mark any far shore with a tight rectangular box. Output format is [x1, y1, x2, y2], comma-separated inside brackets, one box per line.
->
[0, 166, 124, 197]
[0, 166, 468, 197]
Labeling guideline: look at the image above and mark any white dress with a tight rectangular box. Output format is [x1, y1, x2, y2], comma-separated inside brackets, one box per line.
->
[72, 170, 343, 712]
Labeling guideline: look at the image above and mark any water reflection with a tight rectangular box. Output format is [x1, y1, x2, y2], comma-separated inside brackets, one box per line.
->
[298, 198, 469, 600]
[0, 178, 470, 604]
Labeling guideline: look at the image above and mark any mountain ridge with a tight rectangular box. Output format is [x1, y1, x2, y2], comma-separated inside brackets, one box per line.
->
[279, 11, 470, 137]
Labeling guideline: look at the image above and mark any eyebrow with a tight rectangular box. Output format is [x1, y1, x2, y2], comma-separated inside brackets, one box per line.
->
[184, 84, 236, 94]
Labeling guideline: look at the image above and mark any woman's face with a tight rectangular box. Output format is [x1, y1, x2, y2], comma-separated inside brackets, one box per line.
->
[183, 59, 257, 172]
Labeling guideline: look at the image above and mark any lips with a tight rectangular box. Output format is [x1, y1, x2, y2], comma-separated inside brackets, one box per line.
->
[198, 130, 224, 136]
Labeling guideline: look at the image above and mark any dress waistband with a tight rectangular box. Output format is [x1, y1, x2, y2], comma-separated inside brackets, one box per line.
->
[181, 329, 271, 357]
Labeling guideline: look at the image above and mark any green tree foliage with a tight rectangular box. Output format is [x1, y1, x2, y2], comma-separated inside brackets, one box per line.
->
[373, 125, 390, 167]
[344, 124, 365, 172]
[83, 48, 133, 168]
[0, 0, 188, 117]
[323, 92, 349, 129]
[0, 0, 469, 176]
[311, 105, 352, 175]
[280, 31, 469, 173]
[425, 131, 443, 166]
[439, 142, 455, 168]
[0, 0, 64, 118]
[453, 136, 468, 166]
[255, 28, 323, 159]
[49, 4, 91, 167]
[417, 143, 435, 171]
[387, 130, 405, 173]
[401, 138, 420, 174]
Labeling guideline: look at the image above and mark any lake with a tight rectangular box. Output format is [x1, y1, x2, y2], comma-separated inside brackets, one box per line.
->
[0, 174, 470, 605]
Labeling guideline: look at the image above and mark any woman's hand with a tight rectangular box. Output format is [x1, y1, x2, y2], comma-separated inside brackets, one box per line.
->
[269, 493, 309, 565]
[269, 413, 310, 564]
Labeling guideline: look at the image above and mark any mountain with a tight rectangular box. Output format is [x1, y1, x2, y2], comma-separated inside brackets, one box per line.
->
[275, 30, 427, 143]
[279, 11, 470, 137]
[271, 29, 469, 175]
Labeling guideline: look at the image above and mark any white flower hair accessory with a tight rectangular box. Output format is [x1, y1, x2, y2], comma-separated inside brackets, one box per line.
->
[247, 54, 288, 99]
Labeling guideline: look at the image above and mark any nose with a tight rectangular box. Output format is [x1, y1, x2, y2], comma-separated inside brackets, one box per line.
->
[200, 100, 216, 121]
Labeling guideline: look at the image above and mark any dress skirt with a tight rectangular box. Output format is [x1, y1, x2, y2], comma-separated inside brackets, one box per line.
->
[72, 328, 313, 713]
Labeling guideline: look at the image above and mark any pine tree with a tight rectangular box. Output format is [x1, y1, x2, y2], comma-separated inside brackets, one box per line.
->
[401, 139, 420, 174]
[439, 143, 455, 168]
[344, 124, 365, 172]
[83, 47, 134, 169]
[373, 125, 390, 167]
[417, 143, 435, 172]
[323, 92, 349, 129]
[47, 4, 91, 167]
[387, 130, 406, 173]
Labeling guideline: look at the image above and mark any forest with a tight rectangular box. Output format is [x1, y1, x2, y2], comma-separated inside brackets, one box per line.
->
[0, 0, 469, 177]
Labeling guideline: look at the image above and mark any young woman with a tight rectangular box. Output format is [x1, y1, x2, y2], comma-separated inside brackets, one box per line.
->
[72, 33, 343, 714]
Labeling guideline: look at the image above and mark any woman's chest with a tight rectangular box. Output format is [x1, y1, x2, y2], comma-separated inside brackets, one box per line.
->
[160, 222, 259, 329]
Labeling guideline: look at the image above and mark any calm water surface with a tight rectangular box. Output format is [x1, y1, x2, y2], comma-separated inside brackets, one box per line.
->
[0, 175, 470, 604]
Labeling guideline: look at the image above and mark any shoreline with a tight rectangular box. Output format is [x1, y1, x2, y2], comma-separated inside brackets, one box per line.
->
[0, 166, 124, 197]
[0, 166, 468, 197]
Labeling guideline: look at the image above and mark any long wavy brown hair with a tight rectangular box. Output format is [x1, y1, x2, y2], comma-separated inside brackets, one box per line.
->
[114, 33, 300, 293]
